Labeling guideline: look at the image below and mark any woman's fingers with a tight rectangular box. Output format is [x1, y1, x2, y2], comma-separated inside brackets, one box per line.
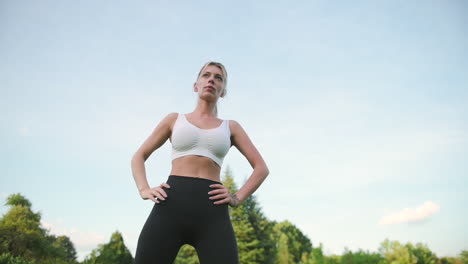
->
[209, 193, 229, 200]
[208, 184, 227, 194]
[208, 188, 226, 195]
[140, 183, 170, 203]
[149, 196, 159, 203]
[208, 184, 231, 203]
[152, 190, 166, 200]
[154, 187, 168, 198]
[141, 189, 160, 203]
[214, 197, 230, 205]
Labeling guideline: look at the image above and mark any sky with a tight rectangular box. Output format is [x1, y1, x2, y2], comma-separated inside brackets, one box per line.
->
[1, 0, 467, 261]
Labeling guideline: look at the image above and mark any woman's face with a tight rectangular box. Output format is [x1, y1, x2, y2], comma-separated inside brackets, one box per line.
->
[194, 65, 226, 101]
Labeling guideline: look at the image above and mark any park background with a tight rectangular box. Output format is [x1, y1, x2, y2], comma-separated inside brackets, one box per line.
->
[1, 0, 467, 262]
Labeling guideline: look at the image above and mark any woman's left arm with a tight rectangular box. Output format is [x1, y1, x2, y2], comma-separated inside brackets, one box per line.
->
[209, 120, 269, 206]
[228, 120, 269, 204]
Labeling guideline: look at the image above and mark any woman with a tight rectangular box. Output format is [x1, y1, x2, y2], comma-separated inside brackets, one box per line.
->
[131, 61, 269, 264]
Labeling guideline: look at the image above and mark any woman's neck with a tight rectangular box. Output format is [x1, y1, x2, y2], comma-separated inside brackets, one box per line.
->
[193, 99, 217, 118]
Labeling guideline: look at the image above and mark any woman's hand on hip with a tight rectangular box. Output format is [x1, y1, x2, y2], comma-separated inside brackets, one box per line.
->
[208, 184, 239, 207]
[139, 183, 171, 203]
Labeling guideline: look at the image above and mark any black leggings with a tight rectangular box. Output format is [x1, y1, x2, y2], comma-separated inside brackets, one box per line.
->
[134, 175, 239, 264]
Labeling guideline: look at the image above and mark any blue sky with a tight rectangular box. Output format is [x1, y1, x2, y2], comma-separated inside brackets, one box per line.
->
[1, 0, 467, 261]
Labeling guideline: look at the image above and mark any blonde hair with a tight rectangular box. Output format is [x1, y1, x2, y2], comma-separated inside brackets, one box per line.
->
[196, 61, 228, 116]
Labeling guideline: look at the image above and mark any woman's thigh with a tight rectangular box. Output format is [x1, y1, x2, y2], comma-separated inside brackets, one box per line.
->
[193, 205, 239, 264]
[134, 203, 183, 264]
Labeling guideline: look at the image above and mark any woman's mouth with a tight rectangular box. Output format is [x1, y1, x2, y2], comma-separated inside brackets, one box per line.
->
[205, 86, 215, 92]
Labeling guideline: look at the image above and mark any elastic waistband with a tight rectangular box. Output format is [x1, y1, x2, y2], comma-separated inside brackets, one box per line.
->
[168, 175, 223, 185]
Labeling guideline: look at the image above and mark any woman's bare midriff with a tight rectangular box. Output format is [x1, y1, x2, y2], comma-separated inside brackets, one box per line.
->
[170, 156, 222, 183]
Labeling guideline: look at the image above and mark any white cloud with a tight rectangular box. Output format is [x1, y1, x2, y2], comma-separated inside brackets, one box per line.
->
[378, 201, 441, 226]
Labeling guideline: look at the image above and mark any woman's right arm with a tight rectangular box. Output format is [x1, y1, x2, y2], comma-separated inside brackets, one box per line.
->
[131, 112, 178, 202]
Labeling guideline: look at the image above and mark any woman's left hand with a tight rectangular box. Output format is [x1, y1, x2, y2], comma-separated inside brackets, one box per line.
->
[208, 184, 238, 206]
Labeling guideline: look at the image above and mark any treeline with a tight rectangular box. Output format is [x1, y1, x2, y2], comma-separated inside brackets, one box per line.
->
[0, 168, 466, 264]
[0, 192, 132, 264]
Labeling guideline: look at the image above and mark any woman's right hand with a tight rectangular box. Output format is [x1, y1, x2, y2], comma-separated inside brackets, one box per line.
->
[139, 183, 171, 203]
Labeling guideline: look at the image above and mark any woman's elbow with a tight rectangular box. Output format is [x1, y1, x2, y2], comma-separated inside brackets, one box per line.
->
[259, 162, 269, 179]
[131, 151, 147, 164]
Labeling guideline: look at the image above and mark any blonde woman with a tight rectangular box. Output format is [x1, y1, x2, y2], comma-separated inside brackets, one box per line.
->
[131, 61, 269, 264]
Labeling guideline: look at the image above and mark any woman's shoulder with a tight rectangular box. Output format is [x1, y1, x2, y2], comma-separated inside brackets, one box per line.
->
[165, 112, 179, 119]
[158, 112, 179, 127]
[227, 119, 245, 134]
[160, 112, 179, 121]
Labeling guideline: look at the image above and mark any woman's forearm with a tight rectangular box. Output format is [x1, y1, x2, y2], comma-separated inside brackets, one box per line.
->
[235, 165, 269, 203]
[131, 154, 151, 193]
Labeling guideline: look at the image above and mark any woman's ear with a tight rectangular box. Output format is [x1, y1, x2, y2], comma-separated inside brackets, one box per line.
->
[193, 82, 198, 92]
[221, 88, 227, 98]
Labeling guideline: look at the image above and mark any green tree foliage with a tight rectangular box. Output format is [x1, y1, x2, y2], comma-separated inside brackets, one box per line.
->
[340, 248, 383, 264]
[310, 244, 326, 264]
[406, 242, 437, 264]
[460, 251, 468, 264]
[0, 193, 79, 264]
[277, 232, 291, 264]
[0, 252, 34, 264]
[324, 254, 342, 264]
[379, 239, 417, 264]
[273, 220, 312, 264]
[436, 251, 467, 264]
[5, 194, 32, 208]
[299, 244, 325, 264]
[223, 167, 264, 264]
[241, 186, 277, 264]
[53, 235, 78, 262]
[438, 257, 464, 264]
[0, 194, 45, 259]
[3, 187, 463, 264]
[174, 244, 200, 264]
[81, 231, 133, 264]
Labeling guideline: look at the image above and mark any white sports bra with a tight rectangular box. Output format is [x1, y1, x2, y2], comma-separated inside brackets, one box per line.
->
[171, 113, 231, 167]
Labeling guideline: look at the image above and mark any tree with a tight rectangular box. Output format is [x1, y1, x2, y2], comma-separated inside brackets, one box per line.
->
[5, 194, 32, 208]
[223, 167, 264, 264]
[379, 239, 416, 264]
[0, 193, 48, 260]
[241, 186, 277, 264]
[48, 235, 78, 263]
[438, 257, 463, 264]
[0, 252, 34, 264]
[174, 244, 200, 264]
[406, 242, 437, 264]
[0, 193, 78, 264]
[340, 248, 383, 264]
[460, 251, 468, 264]
[273, 220, 312, 264]
[277, 233, 291, 264]
[324, 254, 341, 264]
[82, 231, 133, 264]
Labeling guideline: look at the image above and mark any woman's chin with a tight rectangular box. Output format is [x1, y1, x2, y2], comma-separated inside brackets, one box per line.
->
[198, 94, 218, 103]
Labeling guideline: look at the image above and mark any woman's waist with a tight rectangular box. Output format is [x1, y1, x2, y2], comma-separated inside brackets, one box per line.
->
[163, 175, 223, 200]
[159, 175, 227, 209]
[167, 175, 222, 185]
[170, 156, 221, 182]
